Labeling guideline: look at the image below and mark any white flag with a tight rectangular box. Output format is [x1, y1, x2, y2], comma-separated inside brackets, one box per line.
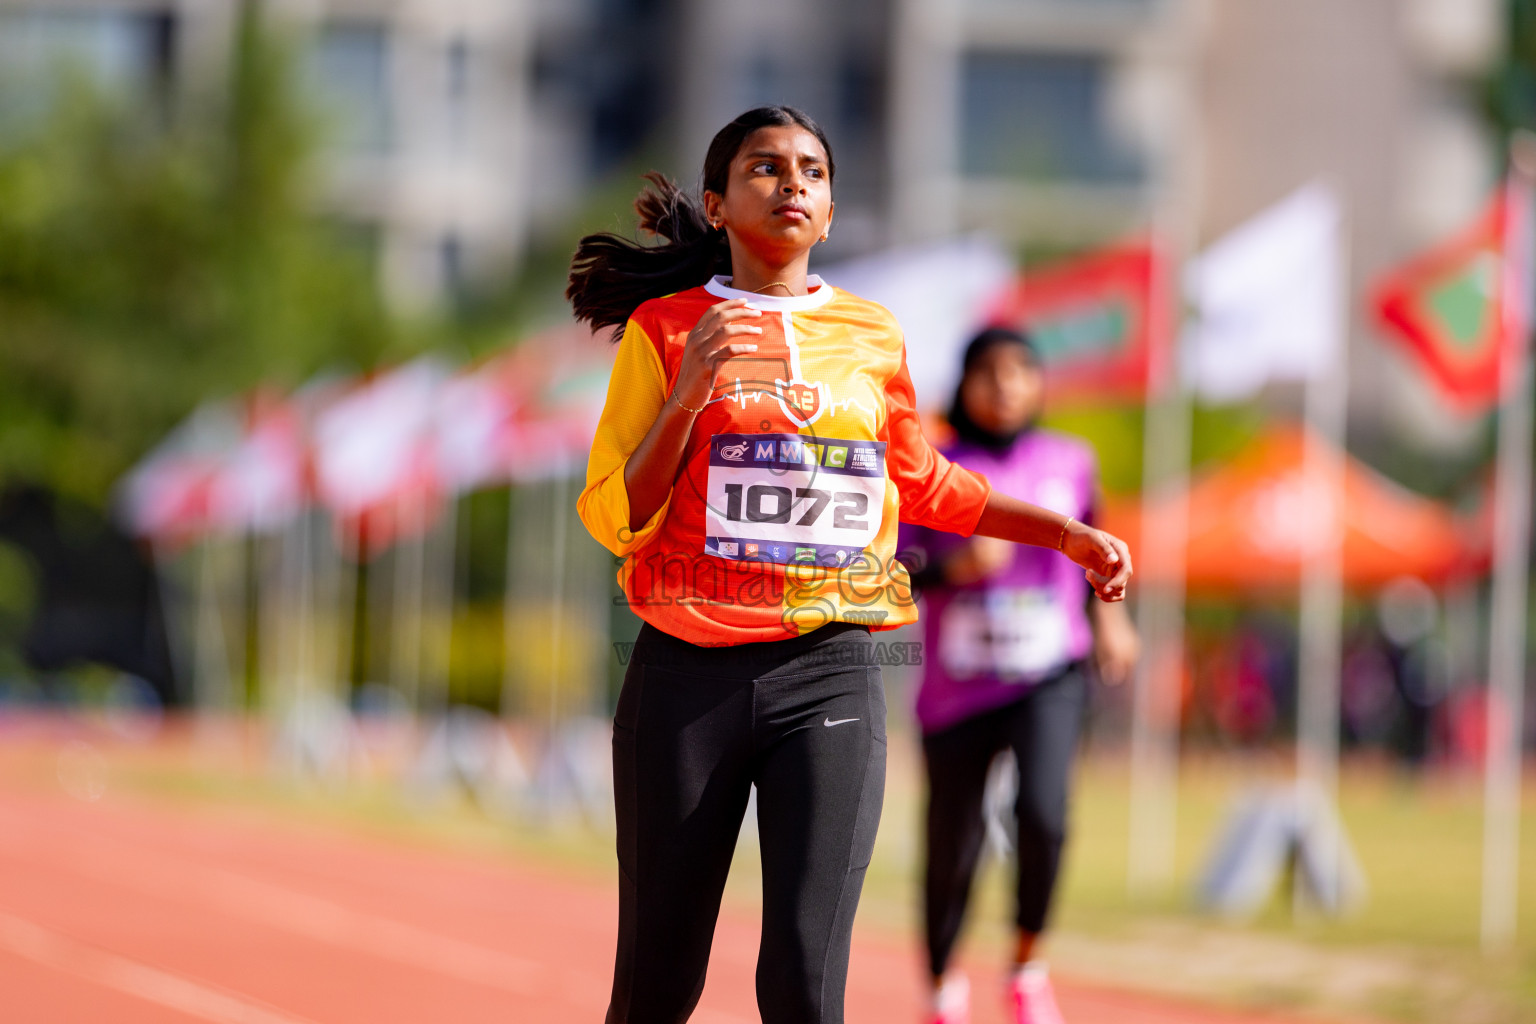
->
[312, 357, 453, 516]
[1183, 184, 1344, 402]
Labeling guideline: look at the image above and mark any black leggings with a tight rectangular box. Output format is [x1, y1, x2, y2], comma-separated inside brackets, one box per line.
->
[922, 667, 1086, 979]
[607, 622, 887, 1024]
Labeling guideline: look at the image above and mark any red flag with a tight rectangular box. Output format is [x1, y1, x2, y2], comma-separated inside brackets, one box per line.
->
[435, 325, 611, 489]
[984, 242, 1165, 402]
[208, 391, 308, 534]
[312, 359, 452, 556]
[1373, 183, 1530, 411]
[121, 403, 237, 545]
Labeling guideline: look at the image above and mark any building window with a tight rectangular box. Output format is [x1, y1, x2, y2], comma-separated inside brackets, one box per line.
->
[446, 37, 471, 100]
[445, 37, 471, 154]
[440, 232, 468, 306]
[959, 51, 1142, 184]
[967, 0, 1152, 9]
[743, 52, 783, 111]
[310, 21, 392, 156]
[0, 10, 172, 133]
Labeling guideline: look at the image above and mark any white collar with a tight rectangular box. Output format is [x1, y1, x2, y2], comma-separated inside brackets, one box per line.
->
[704, 274, 836, 312]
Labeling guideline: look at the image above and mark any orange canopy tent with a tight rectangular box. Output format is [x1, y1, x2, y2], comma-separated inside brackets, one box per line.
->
[1100, 426, 1481, 592]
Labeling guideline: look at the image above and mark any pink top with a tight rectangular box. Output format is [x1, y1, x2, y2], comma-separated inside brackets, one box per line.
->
[900, 429, 1097, 733]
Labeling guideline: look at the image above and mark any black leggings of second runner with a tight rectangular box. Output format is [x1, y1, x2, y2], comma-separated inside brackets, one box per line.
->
[607, 621, 887, 1024]
[921, 667, 1086, 979]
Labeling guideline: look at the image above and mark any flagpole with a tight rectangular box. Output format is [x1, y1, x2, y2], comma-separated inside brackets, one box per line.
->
[548, 471, 570, 739]
[1127, 246, 1192, 896]
[1294, 206, 1351, 909]
[1127, 0, 1202, 897]
[501, 483, 521, 723]
[421, 494, 458, 718]
[1481, 143, 1535, 950]
[193, 537, 233, 719]
[393, 496, 426, 713]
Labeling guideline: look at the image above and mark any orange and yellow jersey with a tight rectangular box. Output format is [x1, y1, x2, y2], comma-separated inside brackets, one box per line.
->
[577, 274, 992, 646]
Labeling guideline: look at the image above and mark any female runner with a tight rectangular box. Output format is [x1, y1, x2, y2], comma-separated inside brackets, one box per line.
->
[902, 328, 1141, 1024]
[567, 106, 1133, 1024]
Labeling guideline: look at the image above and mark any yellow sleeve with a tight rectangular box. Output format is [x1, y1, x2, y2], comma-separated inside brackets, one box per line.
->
[576, 317, 672, 557]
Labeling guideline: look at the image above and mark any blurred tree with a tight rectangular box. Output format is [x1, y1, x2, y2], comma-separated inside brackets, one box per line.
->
[1488, 0, 1536, 139]
[0, 2, 400, 507]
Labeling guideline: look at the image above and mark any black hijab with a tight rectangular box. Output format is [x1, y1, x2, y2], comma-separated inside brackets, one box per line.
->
[945, 327, 1042, 453]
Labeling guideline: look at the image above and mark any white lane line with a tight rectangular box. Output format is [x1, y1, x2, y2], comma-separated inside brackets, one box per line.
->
[190, 867, 543, 995]
[0, 909, 320, 1024]
[0, 834, 546, 997]
[0, 806, 757, 1022]
[0, 808, 554, 997]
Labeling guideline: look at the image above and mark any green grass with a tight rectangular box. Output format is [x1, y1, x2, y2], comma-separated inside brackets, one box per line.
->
[962, 750, 1536, 1022]
[728, 738, 1536, 1022]
[1057, 752, 1536, 950]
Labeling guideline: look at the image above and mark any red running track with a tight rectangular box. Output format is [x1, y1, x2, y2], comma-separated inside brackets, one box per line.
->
[0, 782, 1319, 1024]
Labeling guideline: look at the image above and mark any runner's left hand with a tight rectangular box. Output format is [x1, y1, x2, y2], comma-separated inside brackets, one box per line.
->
[1062, 523, 1133, 602]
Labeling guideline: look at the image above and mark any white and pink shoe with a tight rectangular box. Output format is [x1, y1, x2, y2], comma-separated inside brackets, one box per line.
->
[1007, 962, 1065, 1024]
[926, 972, 970, 1024]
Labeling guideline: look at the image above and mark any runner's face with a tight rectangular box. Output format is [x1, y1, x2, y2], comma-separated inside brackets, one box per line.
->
[961, 345, 1042, 435]
[704, 126, 834, 263]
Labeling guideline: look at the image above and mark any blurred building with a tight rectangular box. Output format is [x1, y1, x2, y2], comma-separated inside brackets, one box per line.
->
[0, 0, 680, 312]
[671, 0, 1182, 253]
[667, 0, 894, 255]
[0, 0, 1195, 288]
[886, 0, 1185, 248]
[0, 0, 1509, 453]
[1197, 0, 1501, 453]
[679, 0, 1503, 454]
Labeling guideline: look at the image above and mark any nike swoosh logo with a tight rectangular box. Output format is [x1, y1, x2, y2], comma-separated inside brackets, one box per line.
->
[823, 717, 860, 728]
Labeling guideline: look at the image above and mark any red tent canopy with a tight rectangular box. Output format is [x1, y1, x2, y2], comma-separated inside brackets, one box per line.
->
[1101, 427, 1480, 591]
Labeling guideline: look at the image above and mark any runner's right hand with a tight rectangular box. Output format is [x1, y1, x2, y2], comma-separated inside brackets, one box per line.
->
[673, 299, 763, 409]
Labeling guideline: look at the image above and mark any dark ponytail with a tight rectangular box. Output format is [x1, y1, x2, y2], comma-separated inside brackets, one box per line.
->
[566, 105, 835, 339]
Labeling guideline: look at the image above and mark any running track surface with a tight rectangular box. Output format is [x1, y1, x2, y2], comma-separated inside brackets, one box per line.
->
[0, 783, 1325, 1024]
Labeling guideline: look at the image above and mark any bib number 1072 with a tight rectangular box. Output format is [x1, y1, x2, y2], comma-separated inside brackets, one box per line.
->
[720, 484, 868, 530]
[703, 432, 886, 564]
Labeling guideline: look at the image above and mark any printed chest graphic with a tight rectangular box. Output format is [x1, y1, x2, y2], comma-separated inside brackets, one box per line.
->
[689, 311, 844, 428]
[703, 433, 887, 566]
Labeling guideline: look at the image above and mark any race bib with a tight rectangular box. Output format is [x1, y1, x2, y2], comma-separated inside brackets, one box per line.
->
[703, 433, 886, 566]
[938, 588, 1070, 681]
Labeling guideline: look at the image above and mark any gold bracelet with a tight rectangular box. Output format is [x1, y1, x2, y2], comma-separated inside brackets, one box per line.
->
[671, 390, 707, 414]
[1058, 516, 1075, 551]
